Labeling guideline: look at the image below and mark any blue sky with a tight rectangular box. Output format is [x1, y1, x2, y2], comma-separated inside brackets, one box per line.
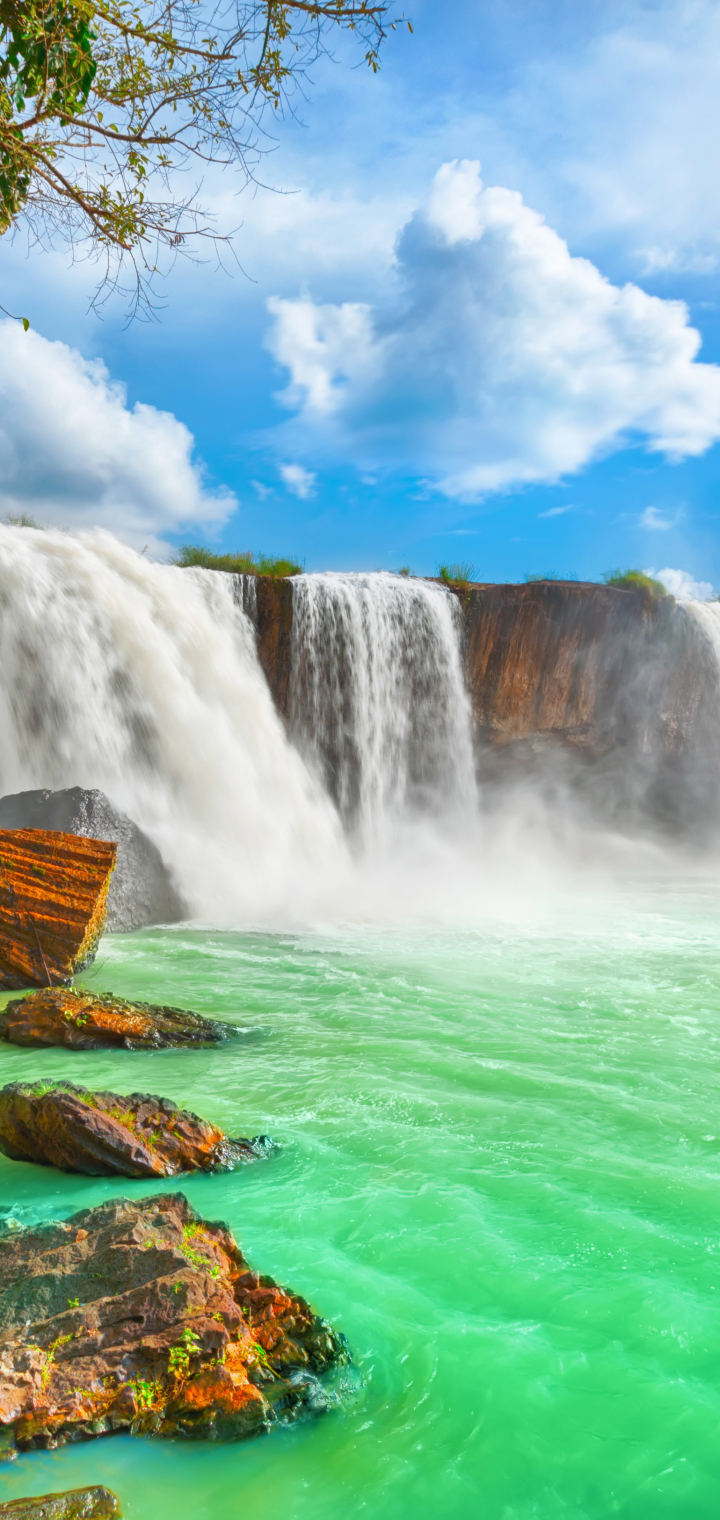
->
[1, 0, 720, 590]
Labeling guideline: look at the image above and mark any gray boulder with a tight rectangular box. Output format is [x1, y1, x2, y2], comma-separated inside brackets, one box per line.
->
[0, 787, 186, 932]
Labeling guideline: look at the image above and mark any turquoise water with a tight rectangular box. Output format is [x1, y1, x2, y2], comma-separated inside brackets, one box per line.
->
[2, 881, 720, 1518]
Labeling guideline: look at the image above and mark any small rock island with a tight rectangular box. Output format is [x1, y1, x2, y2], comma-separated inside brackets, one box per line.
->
[0, 1082, 273, 1177]
[0, 1194, 345, 1456]
[0, 989, 239, 1050]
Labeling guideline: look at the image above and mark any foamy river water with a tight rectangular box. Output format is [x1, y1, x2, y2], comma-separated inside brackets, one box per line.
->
[2, 878, 720, 1519]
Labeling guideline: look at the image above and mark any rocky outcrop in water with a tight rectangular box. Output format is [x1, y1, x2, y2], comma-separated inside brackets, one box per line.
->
[0, 1193, 345, 1455]
[0, 990, 238, 1050]
[0, 789, 186, 933]
[0, 1488, 121, 1518]
[0, 1083, 272, 1178]
[0, 831, 117, 991]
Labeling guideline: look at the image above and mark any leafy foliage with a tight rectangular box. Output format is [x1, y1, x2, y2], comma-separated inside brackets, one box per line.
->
[0, 1, 409, 311]
[175, 543, 303, 576]
[603, 569, 667, 598]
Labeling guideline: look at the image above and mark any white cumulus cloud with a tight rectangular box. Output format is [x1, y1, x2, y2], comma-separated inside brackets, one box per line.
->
[266, 160, 720, 500]
[648, 567, 715, 600]
[0, 321, 235, 552]
[279, 463, 317, 499]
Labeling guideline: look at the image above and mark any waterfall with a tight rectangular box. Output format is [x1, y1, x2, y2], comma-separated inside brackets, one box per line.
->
[286, 573, 478, 843]
[0, 532, 480, 923]
[0, 526, 344, 924]
[684, 599, 720, 656]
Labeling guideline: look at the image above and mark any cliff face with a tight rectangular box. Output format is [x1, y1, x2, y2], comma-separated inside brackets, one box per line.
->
[453, 580, 720, 832]
[458, 580, 657, 752]
[234, 575, 294, 721]
[240, 574, 720, 836]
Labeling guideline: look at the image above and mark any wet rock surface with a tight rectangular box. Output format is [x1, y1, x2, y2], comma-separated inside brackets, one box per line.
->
[0, 1486, 121, 1517]
[0, 789, 186, 934]
[0, 1193, 345, 1454]
[0, 989, 239, 1050]
[0, 1082, 273, 1178]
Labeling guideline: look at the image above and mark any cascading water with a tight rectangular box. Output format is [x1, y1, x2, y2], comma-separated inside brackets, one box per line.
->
[0, 532, 480, 922]
[286, 573, 478, 844]
[0, 525, 344, 924]
[684, 599, 720, 659]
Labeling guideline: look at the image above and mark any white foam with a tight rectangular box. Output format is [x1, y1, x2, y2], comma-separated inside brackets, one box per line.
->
[0, 526, 344, 923]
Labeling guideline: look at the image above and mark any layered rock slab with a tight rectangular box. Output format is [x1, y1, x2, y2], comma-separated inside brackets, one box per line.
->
[0, 989, 238, 1050]
[0, 1082, 272, 1178]
[0, 1193, 344, 1454]
[0, 789, 185, 933]
[0, 1488, 120, 1518]
[0, 832, 117, 991]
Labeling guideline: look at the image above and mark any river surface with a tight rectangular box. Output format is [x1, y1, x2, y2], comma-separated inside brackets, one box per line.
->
[2, 878, 720, 1519]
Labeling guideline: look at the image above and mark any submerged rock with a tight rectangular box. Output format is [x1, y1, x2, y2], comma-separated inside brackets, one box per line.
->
[0, 989, 238, 1050]
[0, 1082, 273, 1178]
[0, 788, 186, 933]
[0, 1193, 345, 1454]
[0, 831, 117, 992]
[0, 1488, 121, 1517]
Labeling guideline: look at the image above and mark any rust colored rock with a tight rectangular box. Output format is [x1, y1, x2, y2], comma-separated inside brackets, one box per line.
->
[0, 989, 238, 1051]
[0, 1081, 273, 1178]
[456, 580, 668, 750]
[0, 1488, 121, 1518]
[234, 575, 295, 721]
[0, 1193, 345, 1455]
[0, 830, 116, 992]
[451, 579, 720, 832]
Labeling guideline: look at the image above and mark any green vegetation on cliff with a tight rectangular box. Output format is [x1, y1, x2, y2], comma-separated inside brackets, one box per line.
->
[438, 562, 476, 589]
[174, 547, 303, 579]
[603, 569, 668, 598]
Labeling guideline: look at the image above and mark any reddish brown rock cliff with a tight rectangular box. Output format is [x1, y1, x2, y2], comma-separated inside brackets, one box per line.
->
[453, 580, 719, 828]
[456, 581, 664, 748]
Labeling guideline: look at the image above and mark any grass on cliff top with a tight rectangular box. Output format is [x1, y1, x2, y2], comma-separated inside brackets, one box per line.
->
[602, 569, 668, 598]
[174, 545, 303, 578]
[438, 562, 476, 589]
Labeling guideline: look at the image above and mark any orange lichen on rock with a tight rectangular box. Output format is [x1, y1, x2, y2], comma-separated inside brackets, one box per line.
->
[0, 829, 116, 990]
